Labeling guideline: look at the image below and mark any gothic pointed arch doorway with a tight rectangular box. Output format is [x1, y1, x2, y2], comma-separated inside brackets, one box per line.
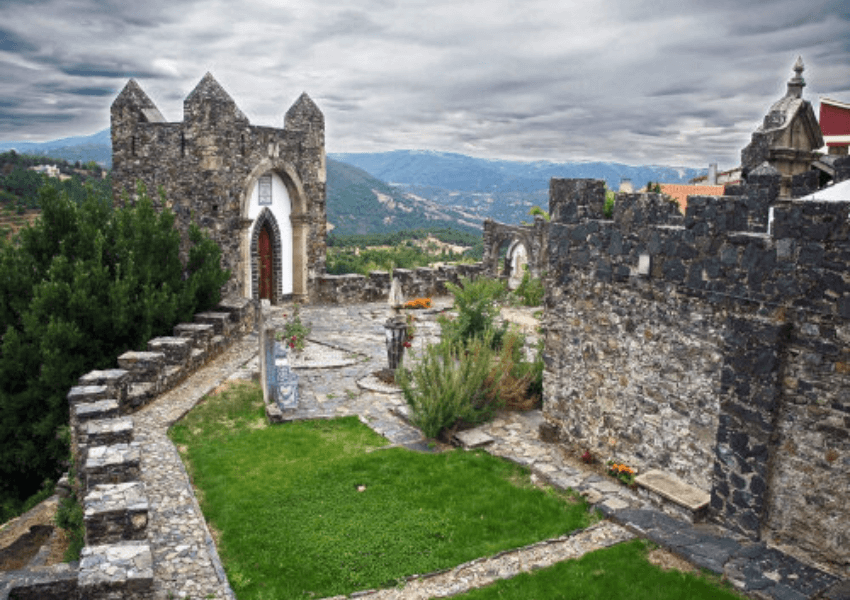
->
[258, 222, 274, 300]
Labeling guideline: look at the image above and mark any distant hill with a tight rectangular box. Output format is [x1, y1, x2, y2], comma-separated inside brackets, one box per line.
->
[329, 149, 706, 193]
[329, 150, 707, 225]
[0, 132, 710, 230]
[326, 158, 482, 236]
[0, 129, 112, 166]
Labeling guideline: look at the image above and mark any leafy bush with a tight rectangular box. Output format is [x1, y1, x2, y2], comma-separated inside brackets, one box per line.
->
[276, 303, 311, 352]
[0, 181, 230, 511]
[439, 277, 507, 347]
[512, 269, 544, 306]
[397, 331, 501, 439]
[604, 190, 616, 219]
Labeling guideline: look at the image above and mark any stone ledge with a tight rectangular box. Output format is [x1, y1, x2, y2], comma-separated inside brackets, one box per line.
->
[1, 563, 79, 600]
[194, 312, 232, 336]
[147, 336, 192, 365]
[635, 469, 710, 523]
[74, 400, 120, 424]
[84, 443, 141, 491]
[79, 417, 134, 449]
[83, 482, 148, 546]
[77, 370, 130, 403]
[116, 351, 165, 377]
[78, 541, 153, 600]
[67, 385, 108, 405]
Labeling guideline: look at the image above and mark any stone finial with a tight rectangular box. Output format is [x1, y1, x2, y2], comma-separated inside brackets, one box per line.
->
[787, 56, 805, 99]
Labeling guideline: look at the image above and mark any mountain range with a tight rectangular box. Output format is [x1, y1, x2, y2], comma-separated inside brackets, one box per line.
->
[0, 130, 709, 231]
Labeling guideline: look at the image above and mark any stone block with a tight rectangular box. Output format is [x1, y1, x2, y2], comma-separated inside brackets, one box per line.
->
[5, 563, 79, 599]
[217, 296, 257, 330]
[116, 351, 165, 383]
[194, 311, 232, 336]
[173, 322, 215, 350]
[74, 400, 120, 423]
[78, 541, 153, 600]
[125, 383, 156, 412]
[146, 336, 191, 366]
[80, 417, 134, 449]
[84, 443, 141, 491]
[78, 369, 131, 403]
[453, 429, 495, 449]
[67, 385, 108, 405]
[84, 482, 149, 545]
[635, 470, 710, 523]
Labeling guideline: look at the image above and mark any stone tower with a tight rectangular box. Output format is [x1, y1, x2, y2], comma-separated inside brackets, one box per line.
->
[111, 73, 327, 303]
[740, 57, 824, 198]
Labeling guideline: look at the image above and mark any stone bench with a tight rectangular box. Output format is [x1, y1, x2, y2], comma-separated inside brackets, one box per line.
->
[83, 443, 141, 491]
[77, 369, 130, 404]
[634, 469, 710, 524]
[83, 482, 149, 546]
[78, 541, 153, 600]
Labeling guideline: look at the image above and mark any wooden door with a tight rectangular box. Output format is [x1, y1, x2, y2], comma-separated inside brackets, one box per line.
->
[259, 224, 274, 300]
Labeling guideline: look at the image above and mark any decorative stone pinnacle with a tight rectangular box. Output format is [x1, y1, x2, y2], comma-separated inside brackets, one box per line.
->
[787, 56, 805, 98]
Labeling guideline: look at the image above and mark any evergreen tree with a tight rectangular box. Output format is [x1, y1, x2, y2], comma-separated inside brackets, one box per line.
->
[0, 181, 229, 512]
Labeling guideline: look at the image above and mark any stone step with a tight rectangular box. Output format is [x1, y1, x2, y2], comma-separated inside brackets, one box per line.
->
[161, 364, 186, 389]
[79, 417, 134, 449]
[74, 399, 120, 424]
[194, 311, 232, 336]
[1, 562, 79, 599]
[146, 336, 192, 366]
[83, 443, 141, 491]
[83, 482, 149, 545]
[67, 385, 109, 405]
[216, 296, 256, 331]
[634, 469, 710, 524]
[78, 369, 130, 403]
[78, 541, 154, 600]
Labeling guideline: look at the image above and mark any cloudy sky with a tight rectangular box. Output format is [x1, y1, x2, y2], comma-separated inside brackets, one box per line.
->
[0, 0, 848, 168]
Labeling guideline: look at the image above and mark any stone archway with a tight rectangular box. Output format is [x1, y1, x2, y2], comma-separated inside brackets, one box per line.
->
[240, 159, 310, 302]
[506, 240, 530, 290]
[250, 208, 284, 303]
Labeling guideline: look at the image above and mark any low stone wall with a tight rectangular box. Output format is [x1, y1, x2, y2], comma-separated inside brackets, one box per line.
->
[315, 263, 484, 304]
[0, 297, 257, 600]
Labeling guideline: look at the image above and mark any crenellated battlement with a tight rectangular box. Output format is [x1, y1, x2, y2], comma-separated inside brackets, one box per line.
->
[543, 177, 850, 570]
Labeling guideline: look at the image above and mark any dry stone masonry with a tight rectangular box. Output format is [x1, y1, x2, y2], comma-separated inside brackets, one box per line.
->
[542, 175, 850, 572]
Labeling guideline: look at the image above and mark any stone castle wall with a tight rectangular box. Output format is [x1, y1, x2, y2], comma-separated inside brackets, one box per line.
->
[111, 75, 326, 302]
[0, 298, 257, 599]
[543, 177, 849, 570]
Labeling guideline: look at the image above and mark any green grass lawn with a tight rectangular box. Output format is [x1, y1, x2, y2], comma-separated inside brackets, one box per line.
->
[169, 382, 593, 599]
[450, 538, 745, 600]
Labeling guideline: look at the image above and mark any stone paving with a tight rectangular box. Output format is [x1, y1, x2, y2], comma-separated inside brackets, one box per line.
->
[125, 299, 847, 600]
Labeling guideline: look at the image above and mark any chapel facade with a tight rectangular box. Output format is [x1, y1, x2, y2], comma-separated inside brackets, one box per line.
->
[110, 73, 327, 303]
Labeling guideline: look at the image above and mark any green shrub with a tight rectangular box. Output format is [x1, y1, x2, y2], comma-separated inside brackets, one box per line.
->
[397, 331, 501, 439]
[55, 493, 84, 561]
[604, 190, 616, 219]
[439, 277, 507, 347]
[512, 269, 544, 306]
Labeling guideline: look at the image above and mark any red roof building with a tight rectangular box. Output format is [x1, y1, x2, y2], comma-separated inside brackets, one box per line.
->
[658, 184, 725, 213]
[820, 97, 850, 154]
